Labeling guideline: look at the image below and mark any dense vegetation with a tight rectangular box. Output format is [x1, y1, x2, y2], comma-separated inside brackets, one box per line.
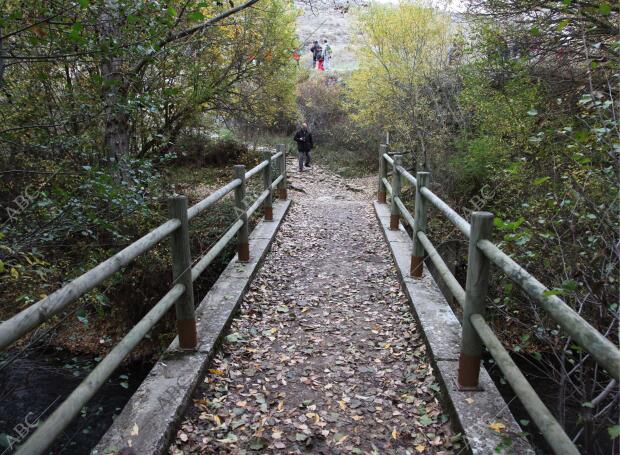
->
[0, 0, 298, 356]
[302, 1, 618, 453]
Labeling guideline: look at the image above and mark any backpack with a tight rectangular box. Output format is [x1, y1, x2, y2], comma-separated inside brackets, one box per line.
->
[323, 44, 332, 58]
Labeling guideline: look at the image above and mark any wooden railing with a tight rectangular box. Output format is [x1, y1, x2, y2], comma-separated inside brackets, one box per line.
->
[0, 145, 288, 455]
[377, 146, 620, 455]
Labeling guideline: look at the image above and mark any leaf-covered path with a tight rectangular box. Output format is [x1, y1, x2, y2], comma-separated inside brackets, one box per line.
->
[170, 163, 454, 454]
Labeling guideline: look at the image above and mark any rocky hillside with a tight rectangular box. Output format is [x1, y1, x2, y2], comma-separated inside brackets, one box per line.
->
[295, 0, 360, 72]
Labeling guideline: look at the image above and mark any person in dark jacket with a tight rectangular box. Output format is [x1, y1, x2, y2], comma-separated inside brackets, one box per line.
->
[310, 41, 321, 69]
[293, 123, 313, 172]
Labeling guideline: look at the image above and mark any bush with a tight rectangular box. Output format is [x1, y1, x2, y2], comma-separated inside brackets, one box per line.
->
[172, 132, 249, 167]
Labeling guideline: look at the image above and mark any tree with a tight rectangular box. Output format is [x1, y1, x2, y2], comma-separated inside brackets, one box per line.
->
[0, 0, 296, 179]
[348, 1, 454, 170]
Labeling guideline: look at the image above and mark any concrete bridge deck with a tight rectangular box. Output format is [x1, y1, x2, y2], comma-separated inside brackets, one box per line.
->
[166, 166, 457, 454]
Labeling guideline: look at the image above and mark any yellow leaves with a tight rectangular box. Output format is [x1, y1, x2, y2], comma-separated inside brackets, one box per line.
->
[338, 400, 347, 411]
[349, 1, 452, 139]
[415, 444, 426, 453]
[488, 422, 506, 433]
[194, 398, 209, 411]
[391, 427, 398, 439]
[306, 412, 320, 424]
[208, 369, 224, 375]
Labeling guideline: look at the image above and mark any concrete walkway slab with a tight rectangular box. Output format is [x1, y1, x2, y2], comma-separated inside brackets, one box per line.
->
[168, 164, 456, 454]
[374, 201, 534, 455]
[93, 200, 291, 455]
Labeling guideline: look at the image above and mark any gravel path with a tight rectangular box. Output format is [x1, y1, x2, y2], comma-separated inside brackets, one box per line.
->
[170, 162, 454, 454]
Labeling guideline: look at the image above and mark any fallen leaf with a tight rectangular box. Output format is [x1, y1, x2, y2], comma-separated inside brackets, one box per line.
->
[489, 422, 506, 433]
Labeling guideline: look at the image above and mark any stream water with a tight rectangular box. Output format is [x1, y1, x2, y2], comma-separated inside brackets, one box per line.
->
[0, 350, 152, 454]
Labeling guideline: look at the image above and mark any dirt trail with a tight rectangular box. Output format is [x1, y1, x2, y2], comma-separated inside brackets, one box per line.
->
[170, 162, 454, 454]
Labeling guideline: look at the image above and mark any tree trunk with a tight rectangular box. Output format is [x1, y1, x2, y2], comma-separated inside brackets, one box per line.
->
[100, 0, 130, 181]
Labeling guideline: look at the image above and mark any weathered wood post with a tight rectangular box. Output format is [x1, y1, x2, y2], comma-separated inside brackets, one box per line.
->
[234, 165, 250, 262]
[389, 154, 403, 230]
[458, 211, 494, 389]
[168, 196, 197, 349]
[262, 151, 273, 221]
[276, 143, 287, 200]
[377, 144, 387, 203]
[411, 171, 430, 277]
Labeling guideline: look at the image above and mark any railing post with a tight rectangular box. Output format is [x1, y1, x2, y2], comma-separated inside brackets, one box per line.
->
[411, 171, 430, 277]
[377, 144, 387, 203]
[276, 143, 287, 200]
[458, 211, 494, 389]
[389, 154, 402, 230]
[233, 165, 250, 262]
[262, 151, 273, 221]
[168, 196, 197, 350]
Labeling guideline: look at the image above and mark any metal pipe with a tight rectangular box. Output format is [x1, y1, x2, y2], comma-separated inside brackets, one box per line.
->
[233, 165, 249, 262]
[470, 314, 580, 455]
[271, 151, 283, 161]
[389, 155, 403, 230]
[411, 172, 430, 277]
[187, 178, 241, 220]
[247, 189, 270, 219]
[191, 219, 244, 281]
[478, 239, 620, 381]
[0, 218, 181, 352]
[245, 159, 268, 181]
[277, 144, 287, 200]
[169, 196, 196, 349]
[271, 174, 283, 189]
[396, 165, 416, 186]
[394, 197, 414, 227]
[378, 144, 387, 203]
[420, 187, 471, 238]
[15, 284, 185, 455]
[262, 151, 273, 220]
[382, 177, 392, 195]
[458, 212, 493, 389]
[417, 231, 465, 307]
[383, 153, 394, 166]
